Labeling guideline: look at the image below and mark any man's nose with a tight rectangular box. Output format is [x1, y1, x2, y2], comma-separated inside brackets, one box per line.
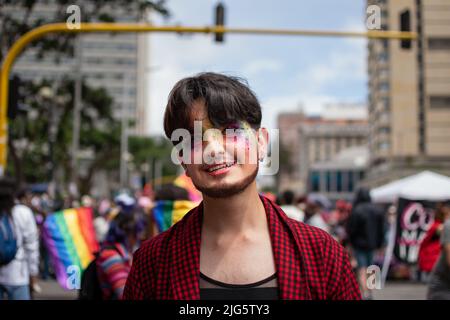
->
[203, 130, 225, 159]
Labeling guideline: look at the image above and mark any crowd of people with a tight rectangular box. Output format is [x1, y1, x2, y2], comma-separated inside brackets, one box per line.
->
[275, 188, 385, 300]
[0, 178, 189, 300]
[275, 188, 450, 300]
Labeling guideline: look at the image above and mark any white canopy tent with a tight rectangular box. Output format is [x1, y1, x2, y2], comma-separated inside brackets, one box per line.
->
[371, 171, 450, 203]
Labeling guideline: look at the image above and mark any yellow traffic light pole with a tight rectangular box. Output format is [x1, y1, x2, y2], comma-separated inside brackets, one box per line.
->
[0, 23, 417, 176]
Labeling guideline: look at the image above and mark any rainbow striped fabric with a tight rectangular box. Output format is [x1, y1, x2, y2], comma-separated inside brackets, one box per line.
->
[174, 174, 202, 203]
[153, 200, 197, 233]
[42, 207, 99, 290]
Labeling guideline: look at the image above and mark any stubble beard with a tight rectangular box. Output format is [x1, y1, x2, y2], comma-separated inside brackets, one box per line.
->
[193, 164, 259, 199]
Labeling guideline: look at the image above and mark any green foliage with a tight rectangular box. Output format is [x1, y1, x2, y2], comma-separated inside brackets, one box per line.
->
[2, 0, 171, 192]
[128, 135, 178, 178]
[8, 77, 122, 186]
[0, 0, 170, 61]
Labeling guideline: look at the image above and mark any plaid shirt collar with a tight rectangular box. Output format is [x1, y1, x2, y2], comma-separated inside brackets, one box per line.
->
[169, 195, 312, 300]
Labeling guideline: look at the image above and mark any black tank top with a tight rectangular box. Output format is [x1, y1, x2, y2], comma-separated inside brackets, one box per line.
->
[199, 272, 279, 300]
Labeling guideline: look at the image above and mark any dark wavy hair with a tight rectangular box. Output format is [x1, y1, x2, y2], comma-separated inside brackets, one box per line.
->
[105, 209, 148, 246]
[163, 72, 262, 140]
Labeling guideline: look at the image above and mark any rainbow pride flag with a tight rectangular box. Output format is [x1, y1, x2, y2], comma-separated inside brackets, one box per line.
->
[153, 200, 197, 233]
[174, 174, 202, 203]
[42, 207, 99, 290]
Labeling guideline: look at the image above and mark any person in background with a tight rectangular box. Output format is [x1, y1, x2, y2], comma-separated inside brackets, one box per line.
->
[0, 180, 40, 300]
[96, 209, 147, 300]
[427, 202, 450, 300]
[418, 203, 447, 282]
[347, 188, 385, 300]
[304, 198, 330, 233]
[329, 200, 351, 245]
[93, 198, 112, 244]
[279, 190, 304, 222]
[15, 188, 42, 295]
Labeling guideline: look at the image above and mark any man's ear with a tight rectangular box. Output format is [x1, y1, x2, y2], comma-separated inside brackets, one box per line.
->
[257, 128, 269, 161]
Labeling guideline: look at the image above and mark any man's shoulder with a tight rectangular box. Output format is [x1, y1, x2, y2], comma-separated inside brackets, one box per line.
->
[287, 218, 344, 255]
[288, 218, 329, 240]
[137, 229, 170, 257]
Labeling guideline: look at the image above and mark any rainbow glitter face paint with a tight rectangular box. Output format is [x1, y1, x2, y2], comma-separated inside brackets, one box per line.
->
[175, 119, 259, 165]
[224, 121, 258, 165]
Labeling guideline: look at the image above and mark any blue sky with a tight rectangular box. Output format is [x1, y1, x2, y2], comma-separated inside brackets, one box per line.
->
[146, 0, 368, 136]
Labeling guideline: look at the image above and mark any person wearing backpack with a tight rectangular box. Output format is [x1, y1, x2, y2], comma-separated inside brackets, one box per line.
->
[0, 179, 39, 300]
[80, 208, 146, 300]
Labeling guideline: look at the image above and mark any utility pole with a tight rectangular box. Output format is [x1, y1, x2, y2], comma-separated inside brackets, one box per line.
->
[120, 74, 129, 189]
[71, 35, 82, 197]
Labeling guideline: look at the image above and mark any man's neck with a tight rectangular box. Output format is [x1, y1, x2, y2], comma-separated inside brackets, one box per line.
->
[201, 182, 266, 235]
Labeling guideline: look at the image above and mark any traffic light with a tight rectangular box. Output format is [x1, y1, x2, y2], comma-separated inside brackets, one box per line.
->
[214, 2, 225, 43]
[400, 9, 411, 49]
[7, 75, 21, 119]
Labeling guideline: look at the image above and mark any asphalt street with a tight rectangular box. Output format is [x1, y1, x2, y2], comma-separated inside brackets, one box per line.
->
[32, 279, 429, 300]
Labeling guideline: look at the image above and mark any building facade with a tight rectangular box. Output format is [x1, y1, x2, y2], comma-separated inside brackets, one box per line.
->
[277, 104, 369, 195]
[309, 146, 368, 202]
[6, 0, 148, 136]
[366, 0, 450, 186]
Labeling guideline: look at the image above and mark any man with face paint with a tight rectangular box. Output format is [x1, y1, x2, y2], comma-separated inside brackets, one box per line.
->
[123, 73, 361, 300]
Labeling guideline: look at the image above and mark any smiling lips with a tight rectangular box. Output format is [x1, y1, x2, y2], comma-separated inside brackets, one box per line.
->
[204, 162, 236, 176]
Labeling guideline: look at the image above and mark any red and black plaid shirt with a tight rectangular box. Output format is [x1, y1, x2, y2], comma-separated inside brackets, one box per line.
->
[123, 195, 361, 300]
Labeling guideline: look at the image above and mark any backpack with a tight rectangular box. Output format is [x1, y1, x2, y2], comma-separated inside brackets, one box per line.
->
[78, 245, 123, 300]
[0, 212, 18, 267]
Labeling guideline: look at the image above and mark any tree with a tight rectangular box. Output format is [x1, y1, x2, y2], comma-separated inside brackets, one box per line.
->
[128, 135, 179, 184]
[8, 77, 121, 194]
[1, 0, 170, 190]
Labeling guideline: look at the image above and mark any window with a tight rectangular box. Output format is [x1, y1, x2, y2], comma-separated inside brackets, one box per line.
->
[400, 10, 412, 49]
[378, 127, 390, 134]
[378, 141, 390, 151]
[377, 52, 389, 63]
[310, 171, 320, 192]
[326, 171, 332, 192]
[348, 171, 354, 192]
[378, 82, 389, 92]
[336, 171, 343, 192]
[428, 38, 450, 50]
[430, 96, 450, 109]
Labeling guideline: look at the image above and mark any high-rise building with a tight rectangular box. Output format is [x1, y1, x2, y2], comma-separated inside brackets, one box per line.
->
[6, 1, 148, 136]
[366, 0, 450, 186]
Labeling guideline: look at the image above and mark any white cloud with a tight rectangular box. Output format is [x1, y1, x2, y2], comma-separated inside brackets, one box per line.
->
[261, 93, 339, 130]
[144, 3, 368, 136]
[295, 38, 367, 93]
[242, 59, 283, 77]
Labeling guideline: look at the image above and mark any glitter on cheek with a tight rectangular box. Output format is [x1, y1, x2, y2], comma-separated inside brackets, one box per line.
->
[236, 121, 254, 150]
